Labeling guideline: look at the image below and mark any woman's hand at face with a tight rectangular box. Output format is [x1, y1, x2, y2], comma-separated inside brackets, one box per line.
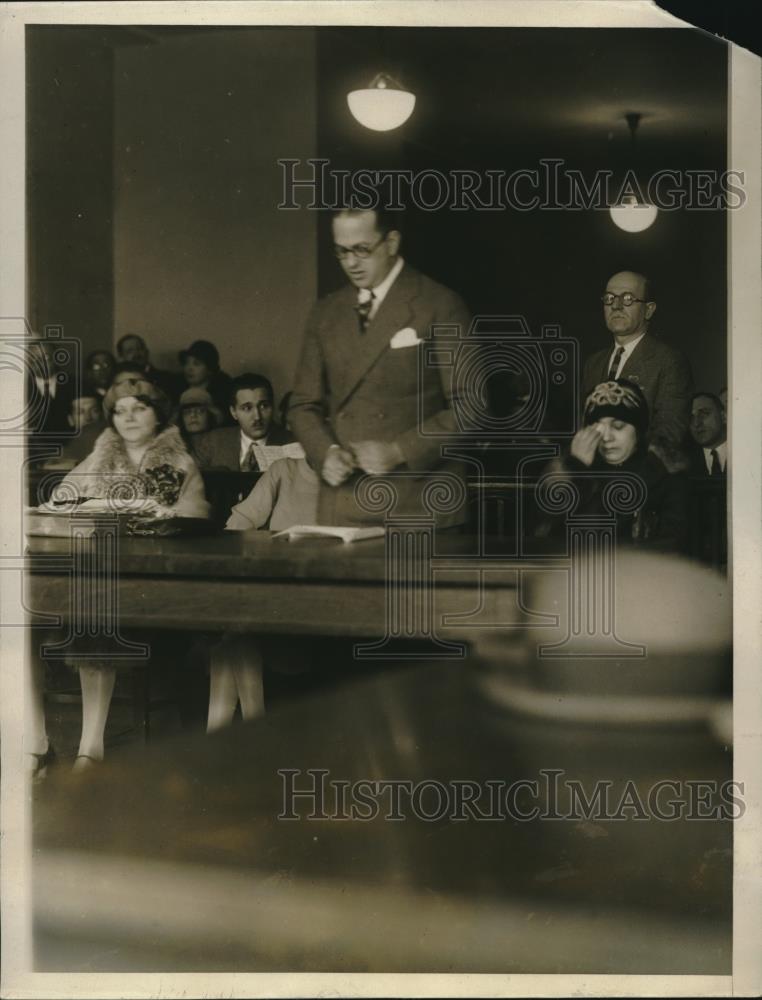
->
[570, 425, 603, 466]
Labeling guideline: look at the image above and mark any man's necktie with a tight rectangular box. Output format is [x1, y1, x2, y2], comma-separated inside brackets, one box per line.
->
[355, 291, 375, 334]
[243, 443, 260, 472]
[607, 346, 624, 381]
[709, 449, 722, 477]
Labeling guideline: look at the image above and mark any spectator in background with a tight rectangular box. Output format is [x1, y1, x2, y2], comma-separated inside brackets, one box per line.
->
[26, 337, 75, 447]
[582, 271, 693, 453]
[688, 392, 727, 476]
[116, 333, 183, 402]
[69, 394, 101, 432]
[176, 387, 222, 463]
[43, 394, 105, 469]
[194, 372, 296, 472]
[83, 350, 116, 410]
[178, 339, 233, 422]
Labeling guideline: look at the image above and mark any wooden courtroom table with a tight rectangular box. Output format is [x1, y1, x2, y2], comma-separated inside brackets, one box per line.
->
[25, 529, 540, 639]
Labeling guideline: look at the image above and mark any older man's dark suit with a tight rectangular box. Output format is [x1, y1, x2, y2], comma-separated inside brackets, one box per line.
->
[194, 423, 294, 471]
[583, 334, 693, 449]
[290, 263, 470, 527]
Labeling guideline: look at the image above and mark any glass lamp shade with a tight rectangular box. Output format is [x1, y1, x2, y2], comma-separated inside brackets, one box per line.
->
[347, 79, 416, 132]
[609, 194, 658, 233]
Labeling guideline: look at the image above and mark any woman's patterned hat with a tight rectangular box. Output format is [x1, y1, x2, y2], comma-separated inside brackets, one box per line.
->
[583, 378, 650, 438]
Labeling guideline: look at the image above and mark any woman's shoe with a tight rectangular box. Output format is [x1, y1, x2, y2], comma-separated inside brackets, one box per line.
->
[72, 754, 100, 774]
[27, 744, 56, 782]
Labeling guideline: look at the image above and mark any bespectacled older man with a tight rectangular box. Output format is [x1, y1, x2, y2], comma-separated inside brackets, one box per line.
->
[582, 271, 694, 452]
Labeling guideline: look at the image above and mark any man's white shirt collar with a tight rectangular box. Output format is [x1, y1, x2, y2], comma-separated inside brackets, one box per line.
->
[34, 375, 57, 398]
[703, 440, 727, 472]
[357, 257, 404, 318]
[608, 332, 646, 378]
[239, 430, 270, 467]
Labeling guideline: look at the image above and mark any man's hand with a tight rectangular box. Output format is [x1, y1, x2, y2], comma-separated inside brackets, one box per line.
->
[351, 440, 404, 475]
[570, 425, 603, 467]
[322, 445, 356, 486]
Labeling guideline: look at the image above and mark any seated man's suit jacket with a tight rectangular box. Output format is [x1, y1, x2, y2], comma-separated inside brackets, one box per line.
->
[685, 442, 727, 478]
[289, 263, 471, 527]
[583, 334, 693, 450]
[194, 423, 294, 471]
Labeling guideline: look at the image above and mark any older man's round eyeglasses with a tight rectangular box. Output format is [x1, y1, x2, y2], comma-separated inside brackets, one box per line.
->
[333, 235, 387, 260]
[601, 292, 646, 308]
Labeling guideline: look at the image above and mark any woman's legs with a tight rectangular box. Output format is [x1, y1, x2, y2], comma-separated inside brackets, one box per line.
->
[207, 661, 241, 732]
[233, 641, 265, 722]
[26, 653, 49, 767]
[77, 664, 117, 762]
[207, 634, 264, 731]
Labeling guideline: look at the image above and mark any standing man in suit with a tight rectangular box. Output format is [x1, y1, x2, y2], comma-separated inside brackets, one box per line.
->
[582, 271, 693, 451]
[195, 372, 295, 472]
[289, 207, 471, 527]
[688, 392, 727, 476]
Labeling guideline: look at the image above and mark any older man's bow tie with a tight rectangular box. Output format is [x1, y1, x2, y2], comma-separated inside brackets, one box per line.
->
[354, 291, 375, 333]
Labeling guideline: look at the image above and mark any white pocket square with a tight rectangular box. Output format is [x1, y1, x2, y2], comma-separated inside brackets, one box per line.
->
[390, 327, 422, 349]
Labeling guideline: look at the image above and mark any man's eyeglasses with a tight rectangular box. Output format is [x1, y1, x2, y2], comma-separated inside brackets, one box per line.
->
[601, 292, 647, 308]
[333, 235, 386, 260]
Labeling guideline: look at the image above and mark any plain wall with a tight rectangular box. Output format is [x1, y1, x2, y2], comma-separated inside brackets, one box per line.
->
[113, 28, 317, 403]
[26, 27, 115, 354]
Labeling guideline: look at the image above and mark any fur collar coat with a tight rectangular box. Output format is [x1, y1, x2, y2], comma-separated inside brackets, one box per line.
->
[62, 425, 209, 518]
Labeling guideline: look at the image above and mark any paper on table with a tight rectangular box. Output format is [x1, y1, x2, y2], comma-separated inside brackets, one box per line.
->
[271, 524, 385, 543]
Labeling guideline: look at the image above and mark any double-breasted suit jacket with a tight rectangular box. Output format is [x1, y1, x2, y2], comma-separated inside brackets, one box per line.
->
[583, 334, 694, 449]
[290, 264, 471, 527]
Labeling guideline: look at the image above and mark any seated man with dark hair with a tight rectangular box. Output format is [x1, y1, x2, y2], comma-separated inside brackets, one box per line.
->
[194, 372, 297, 472]
[688, 392, 727, 476]
[41, 393, 106, 470]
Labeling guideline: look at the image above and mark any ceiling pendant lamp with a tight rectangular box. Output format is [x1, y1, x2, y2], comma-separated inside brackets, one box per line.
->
[609, 113, 658, 233]
[609, 194, 659, 233]
[347, 73, 416, 132]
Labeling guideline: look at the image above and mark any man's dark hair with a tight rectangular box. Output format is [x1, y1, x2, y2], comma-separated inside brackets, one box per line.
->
[229, 372, 274, 408]
[691, 391, 724, 411]
[116, 333, 147, 355]
[332, 204, 403, 238]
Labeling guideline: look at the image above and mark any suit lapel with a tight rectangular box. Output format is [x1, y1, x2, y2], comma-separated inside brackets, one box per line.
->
[225, 427, 241, 469]
[329, 265, 418, 409]
[618, 335, 652, 386]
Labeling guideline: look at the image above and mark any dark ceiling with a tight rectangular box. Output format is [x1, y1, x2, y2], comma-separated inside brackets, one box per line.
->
[318, 28, 727, 164]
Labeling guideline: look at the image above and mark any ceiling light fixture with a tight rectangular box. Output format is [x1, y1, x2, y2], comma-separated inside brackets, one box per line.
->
[609, 113, 658, 233]
[347, 73, 416, 132]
